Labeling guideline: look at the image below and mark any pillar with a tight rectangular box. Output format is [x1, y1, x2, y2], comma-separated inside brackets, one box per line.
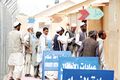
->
[109, 0, 120, 80]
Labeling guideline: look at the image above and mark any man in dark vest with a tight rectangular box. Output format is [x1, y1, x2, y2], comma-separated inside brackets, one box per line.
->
[53, 26, 63, 51]
[65, 23, 76, 55]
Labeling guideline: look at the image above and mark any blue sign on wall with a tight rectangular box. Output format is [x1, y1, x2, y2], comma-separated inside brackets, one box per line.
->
[27, 17, 35, 23]
[58, 57, 100, 80]
[42, 51, 71, 80]
[63, 69, 114, 80]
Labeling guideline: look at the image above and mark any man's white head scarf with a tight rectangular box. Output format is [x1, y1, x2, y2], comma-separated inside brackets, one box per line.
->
[80, 22, 85, 27]
[13, 21, 21, 27]
[56, 26, 62, 32]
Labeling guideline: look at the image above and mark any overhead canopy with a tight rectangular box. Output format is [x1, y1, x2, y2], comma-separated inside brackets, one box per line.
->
[59, 0, 109, 15]
[35, 0, 96, 18]
[59, 0, 95, 15]
[35, 0, 76, 18]
[35, 0, 109, 18]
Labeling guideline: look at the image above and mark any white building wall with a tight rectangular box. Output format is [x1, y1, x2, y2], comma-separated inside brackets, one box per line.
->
[0, 0, 18, 79]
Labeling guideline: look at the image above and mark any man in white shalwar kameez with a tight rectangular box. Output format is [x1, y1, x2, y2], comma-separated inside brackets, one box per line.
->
[7, 21, 24, 80]
[97, 30, 107, 69]
[39, 27, 52, 79]
[58, 27, 74, 51]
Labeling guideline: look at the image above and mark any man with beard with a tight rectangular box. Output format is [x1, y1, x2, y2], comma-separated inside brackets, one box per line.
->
[53, 26, 63, 51]
[65, 23, 77, 56]
[75, 22, 87, 57]
[7, 21, 24, 80]
[77, 30, 99, 57]
[24, 26, 34, 77]
[97, 30, 107, 69]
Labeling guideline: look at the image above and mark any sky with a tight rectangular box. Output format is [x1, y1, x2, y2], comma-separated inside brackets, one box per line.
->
[17, 0, 66, 16]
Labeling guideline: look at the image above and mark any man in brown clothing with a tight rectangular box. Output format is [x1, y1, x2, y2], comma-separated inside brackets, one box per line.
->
[77, 30, 99, 57]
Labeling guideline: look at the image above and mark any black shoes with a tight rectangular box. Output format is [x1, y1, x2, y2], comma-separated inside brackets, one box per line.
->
[25, 74, 32, 77]
[16, 78, 21, 80]
[9, 77, 14, 80]
[34, 75, 40, 78]
[45, 76, 49, 79]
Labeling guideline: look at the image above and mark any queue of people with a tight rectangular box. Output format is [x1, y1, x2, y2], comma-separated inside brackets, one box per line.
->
[7, 21, 107, 80]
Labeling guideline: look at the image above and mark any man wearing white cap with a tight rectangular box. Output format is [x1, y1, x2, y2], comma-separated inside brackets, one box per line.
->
[75, 22, 87, 57]
[7, 21, 24, 80]
[53, 26, 63, 51]
[24, 26, 34, 77]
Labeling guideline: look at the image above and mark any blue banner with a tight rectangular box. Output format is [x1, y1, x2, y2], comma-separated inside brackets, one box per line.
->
[42, 51, 71, 80]
[63, 69, 114, 80]
[58, 57, 100, 80]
